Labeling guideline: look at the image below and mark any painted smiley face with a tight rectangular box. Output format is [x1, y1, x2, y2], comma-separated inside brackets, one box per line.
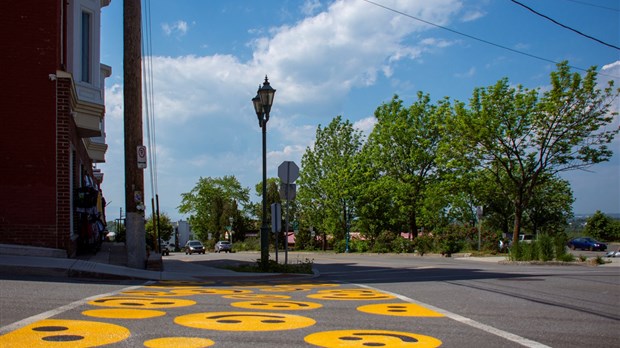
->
[175, 311, 316, 331]
[307, 289, 396, 300]
[0, 319, 130, 347]
[88, 296, 196, 309]
[357, 303, 445, 317]
[231, 300, 322, 311]
[304, 329, 442, 347]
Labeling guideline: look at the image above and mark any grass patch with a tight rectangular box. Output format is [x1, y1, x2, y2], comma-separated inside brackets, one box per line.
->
[225, 258, 314, 274]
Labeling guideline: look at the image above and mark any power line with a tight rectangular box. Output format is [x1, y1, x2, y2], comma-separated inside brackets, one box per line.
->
[360, 0, 619, 79]
[560, 0, 619, 12]
[511, 0, 619, 50]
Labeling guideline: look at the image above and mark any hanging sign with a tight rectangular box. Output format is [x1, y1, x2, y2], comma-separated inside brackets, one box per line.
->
[137, 146, 147, 169]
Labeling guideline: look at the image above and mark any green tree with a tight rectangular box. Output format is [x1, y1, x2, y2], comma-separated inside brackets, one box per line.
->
[524, 175, 574, 236]
[178, 176, 250, 241]
[297, 116, 363, 244]
[585, 211, 620, 241]
[145, 212, 173, 250]
[451, 62, 619, 245]
[365, 93, 449, 238]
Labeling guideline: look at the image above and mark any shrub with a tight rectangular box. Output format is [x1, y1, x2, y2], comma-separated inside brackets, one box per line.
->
[556, 253, 575, 262]
[371, 243, 390, 253]
[509, 242, 523, 261]
[435, 225, 465, 256]
[233, 237, 260, 251]
[523, 242, 539, 261]
[225, 258, 314, 274]
[553, 233, 568, 259]
[413, 235, 434, 256]
[392, 236, 415, 254]
[351, 239, 370, 253]
[537, 234, 554, 261]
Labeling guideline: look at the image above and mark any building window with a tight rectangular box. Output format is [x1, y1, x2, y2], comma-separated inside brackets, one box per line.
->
[81, 11, 91, 83]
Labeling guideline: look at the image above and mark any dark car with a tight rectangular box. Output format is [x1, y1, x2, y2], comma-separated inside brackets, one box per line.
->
[184, 240, 206, 255]
[214, 241, 232, 253]
[567, 237, 607, 251]
[161, 242, 171, 256]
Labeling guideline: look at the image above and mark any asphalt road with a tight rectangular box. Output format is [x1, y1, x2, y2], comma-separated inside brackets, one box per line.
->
[0, 251, 618, 347]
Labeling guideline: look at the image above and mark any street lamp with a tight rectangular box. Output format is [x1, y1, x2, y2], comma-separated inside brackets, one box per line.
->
[252, 76, 276, 269]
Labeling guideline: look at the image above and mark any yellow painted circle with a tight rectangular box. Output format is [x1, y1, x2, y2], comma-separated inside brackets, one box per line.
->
[88, 296, 196, 309]
[304, 329, 442, 347]
[357, 303, 444, 317]
[231, 300, 322, 310]
[82, 308, 167, 319]
[144, 337, 215, 348]
[175, 311, 316, 331]
[307, 289, 396, 300]
[223, 294, 291, 300]
[0, 319, 130, 347]
[171, 288, 253, 296]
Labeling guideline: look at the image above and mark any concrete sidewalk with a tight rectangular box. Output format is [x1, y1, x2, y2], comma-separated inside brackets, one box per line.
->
[0, 243, 297, 281]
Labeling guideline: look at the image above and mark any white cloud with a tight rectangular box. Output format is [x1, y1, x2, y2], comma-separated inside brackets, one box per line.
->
[455, 67, 476, 78]
[461, 10, 485, 22]
[354, 116, 377, 138]
[301, 0, 323, 16]
[162, 20, 189, 37]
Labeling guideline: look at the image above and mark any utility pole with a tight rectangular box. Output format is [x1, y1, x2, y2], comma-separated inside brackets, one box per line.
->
[124, 0, 146, 269]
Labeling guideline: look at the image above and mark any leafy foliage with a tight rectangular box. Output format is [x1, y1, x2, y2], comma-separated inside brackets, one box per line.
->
[178, 176, 250, 242]
[585, 211, 620, 241]
[297, 116, 363, 242]
[450, 62, 619, 244]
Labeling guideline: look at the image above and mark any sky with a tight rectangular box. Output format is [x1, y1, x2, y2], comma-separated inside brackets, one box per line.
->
[99, 0, 620, 223]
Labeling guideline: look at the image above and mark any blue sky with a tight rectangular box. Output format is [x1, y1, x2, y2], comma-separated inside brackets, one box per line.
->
[99, 0, 620, 222]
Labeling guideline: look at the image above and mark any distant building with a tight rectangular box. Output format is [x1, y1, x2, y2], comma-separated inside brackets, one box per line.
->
[0, 0, 112, 257]
[172, 220, 192, 249]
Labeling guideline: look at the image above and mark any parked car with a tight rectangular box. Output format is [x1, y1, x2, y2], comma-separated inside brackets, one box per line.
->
[519, 234, 534, 243]
[161, 242, 171, 256]
[214, 241, 232, 253]
[184, 240, 206, 255]
[567, 237, 607, 251]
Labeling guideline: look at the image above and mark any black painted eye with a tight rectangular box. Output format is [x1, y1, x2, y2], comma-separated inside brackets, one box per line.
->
[32, 326, 69, 332]
[42, 335, 84, 342]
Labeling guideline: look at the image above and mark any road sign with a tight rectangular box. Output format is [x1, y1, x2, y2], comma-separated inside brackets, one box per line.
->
[278, 161, 299, 184]
[279, 183, 296, 200]
[271, 203, 281, 233]
[137, 146, 147, 169]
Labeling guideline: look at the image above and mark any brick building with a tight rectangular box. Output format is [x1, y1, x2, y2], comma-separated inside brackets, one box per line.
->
[0, 0, 112, 257]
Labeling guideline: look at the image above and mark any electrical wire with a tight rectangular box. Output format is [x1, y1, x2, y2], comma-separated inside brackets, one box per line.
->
[141, 0, 159, 208]
[560, 0, 619, 12]
[510, 0, 619, 50]
[360, 0, 620, 78]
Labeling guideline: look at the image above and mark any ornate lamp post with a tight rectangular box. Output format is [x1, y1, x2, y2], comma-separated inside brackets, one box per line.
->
[252, 76, 276, 269]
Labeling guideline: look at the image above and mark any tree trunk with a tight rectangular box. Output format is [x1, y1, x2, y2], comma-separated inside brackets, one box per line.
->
[512, 201, 523, 245]
[410, 210, 418, 240]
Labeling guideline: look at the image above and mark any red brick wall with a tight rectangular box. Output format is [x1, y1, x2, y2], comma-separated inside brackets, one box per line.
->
[0, 1, 69, 251]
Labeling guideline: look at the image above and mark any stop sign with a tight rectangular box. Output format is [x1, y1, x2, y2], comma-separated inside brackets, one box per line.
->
[278, 161, 299, 184]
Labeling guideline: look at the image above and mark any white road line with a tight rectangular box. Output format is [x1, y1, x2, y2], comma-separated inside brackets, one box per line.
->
[0, 284, 146, 335]
[355, 283, 552, 348]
